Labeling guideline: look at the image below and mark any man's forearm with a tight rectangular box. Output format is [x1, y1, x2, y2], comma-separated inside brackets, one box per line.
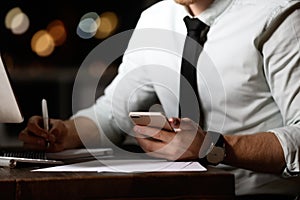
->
[64, 117, 101, 150]
[223, 132, 286, 174]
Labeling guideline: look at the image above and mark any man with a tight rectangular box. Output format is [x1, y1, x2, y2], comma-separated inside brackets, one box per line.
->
[19, 0, 300, 197]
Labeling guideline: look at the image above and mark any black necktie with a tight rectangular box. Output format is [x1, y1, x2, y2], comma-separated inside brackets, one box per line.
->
[179, 16, 210, 127]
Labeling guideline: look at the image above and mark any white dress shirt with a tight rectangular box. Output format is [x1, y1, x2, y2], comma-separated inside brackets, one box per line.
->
[73, 0, 300, 195]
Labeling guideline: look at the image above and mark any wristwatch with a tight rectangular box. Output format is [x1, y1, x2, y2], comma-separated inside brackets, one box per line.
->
[199, 131, 226, 166]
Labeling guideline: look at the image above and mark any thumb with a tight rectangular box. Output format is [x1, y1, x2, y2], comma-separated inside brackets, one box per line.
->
[177, 118, 200, 130]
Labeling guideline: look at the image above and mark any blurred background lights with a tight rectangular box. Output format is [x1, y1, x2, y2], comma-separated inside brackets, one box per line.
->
[31, 30, 55, 57]
[1, 1, 153, 62]
[94, 12, 119, 39]
[47, 20, 67, 46]
[77, 12, 100, 39]
[5, 7, 30, 35]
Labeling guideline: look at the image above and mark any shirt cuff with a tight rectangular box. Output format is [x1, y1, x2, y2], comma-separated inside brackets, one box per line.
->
[269, 126, 300, 177]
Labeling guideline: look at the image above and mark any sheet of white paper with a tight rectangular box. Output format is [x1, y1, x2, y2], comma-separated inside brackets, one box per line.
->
[32, 159, 206, 172]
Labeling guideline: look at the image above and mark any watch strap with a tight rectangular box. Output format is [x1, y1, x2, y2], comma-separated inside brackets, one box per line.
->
[198, 131, 225, 166]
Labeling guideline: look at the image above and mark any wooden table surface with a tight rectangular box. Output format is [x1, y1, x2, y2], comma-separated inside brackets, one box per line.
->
[0, 164, 235, 200]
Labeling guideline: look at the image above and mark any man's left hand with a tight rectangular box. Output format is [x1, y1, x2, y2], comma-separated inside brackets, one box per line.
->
[133, 118, 206, 160]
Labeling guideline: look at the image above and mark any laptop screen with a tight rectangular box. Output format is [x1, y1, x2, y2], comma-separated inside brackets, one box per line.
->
[0, 54, 23, 123]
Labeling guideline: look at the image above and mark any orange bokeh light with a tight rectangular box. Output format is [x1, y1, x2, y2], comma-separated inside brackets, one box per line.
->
[47, 20, 67, 46]
[31, 30, 55, 57]
[95, 12, 119, 39]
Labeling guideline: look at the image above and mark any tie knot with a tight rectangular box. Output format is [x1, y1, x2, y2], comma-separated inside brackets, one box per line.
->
[183, 16, 210, 45]
[183, 16, 208, 34]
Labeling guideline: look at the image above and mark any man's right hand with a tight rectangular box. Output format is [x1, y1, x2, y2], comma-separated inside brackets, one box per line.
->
[18, 115, 69, 152]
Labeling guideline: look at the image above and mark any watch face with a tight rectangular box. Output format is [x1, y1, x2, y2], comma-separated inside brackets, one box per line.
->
[206, 146, 225, 164]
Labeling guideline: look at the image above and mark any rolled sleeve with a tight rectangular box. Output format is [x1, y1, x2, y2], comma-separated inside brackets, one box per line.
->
[263, 9, 300, 176]
[270, 126, 300, 175]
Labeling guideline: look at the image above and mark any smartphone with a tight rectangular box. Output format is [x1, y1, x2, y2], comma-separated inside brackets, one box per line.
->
[129, 112, 175, 132]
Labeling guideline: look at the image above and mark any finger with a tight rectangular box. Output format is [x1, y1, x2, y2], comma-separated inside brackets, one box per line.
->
[133, 125, 160, 138]
[135, 137, 179, 160]
[27, 116, 44, 129]
[135, 136, 166, 153]
[168, 117, 180, 129]
[18, 129, 47, 146]
[178, 118, 199, 130]
[49, 119, 66, 139]
[22, 141, 47, 151]
[134, 125, 175, 143]
[46, 133, 56, 143]
[46, 120, 63, 143]
[145, 151, 170, 160]
[46, 142, 64, 153]
[27, 116, 49, 139]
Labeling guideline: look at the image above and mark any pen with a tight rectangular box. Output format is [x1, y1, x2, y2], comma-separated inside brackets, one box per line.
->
[0, 157, 17, 168]
[42, 99, 50, 148]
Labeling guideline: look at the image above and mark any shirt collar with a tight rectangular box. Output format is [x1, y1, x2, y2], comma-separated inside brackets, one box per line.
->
[183, 0, 233, 26]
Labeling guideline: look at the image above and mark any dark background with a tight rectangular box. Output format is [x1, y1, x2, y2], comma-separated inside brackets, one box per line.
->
[0, 0, 161, 138]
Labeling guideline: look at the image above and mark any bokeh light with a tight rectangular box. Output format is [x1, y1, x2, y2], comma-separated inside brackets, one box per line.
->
[95, 12, 119, 39]
[31, 30, 55, 57]
[5, 7, 30, 34]
[5, 7, 22, 29]
[47, 20, 67, 46]
[76, 12, 100, 39]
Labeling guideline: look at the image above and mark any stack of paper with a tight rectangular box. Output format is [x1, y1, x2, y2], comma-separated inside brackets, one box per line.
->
[32, 159, 206, 173]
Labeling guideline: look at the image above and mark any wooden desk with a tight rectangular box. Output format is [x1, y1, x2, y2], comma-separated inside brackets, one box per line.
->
[0, 165, 234, 200]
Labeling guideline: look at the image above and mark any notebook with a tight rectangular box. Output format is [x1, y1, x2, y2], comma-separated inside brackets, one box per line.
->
[0, 148, 114, 168]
